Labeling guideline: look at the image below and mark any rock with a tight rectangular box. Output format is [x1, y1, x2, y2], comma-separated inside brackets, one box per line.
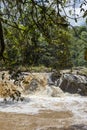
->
[68, 124, 87, 130]
[43, 85, 64, 97]
[50, 71, 61, 85]
[61, 124, 87, 130]
[58, 73, 87, 96]
[59, 78, 78, 94]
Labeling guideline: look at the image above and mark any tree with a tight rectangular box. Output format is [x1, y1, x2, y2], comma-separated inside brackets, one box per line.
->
[0, 21, 5, 60]
[69, 26, 87, 67]
[0, 0, 87, 69]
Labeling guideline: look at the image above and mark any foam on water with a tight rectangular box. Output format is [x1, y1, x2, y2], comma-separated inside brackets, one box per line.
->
[0, 95, 87, 123]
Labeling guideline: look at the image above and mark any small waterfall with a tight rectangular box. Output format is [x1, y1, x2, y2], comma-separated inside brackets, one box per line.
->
[0, 70, 87, 97]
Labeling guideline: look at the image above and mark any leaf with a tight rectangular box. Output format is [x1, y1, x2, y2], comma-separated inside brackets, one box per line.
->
[18, 24, 27, 31]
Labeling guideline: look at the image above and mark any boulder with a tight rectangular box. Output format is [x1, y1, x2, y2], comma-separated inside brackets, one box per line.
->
[58, 73, 87, 96]
[51, 71, 61, 82]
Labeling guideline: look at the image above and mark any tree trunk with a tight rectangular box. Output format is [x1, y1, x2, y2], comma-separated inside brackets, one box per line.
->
[0, 20, 5, 60]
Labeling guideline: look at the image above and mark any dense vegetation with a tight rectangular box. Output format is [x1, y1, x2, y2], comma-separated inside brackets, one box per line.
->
[0, 0, 87, 70]
[69, 26, 87, 67]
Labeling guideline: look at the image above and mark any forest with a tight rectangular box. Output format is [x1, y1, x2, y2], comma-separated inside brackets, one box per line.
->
[0, 0, 87, 71]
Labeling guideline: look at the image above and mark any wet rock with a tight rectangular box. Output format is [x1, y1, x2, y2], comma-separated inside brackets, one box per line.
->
[50, 71, 61, 84]
[60, 124, 87, 130]
[59, 78, 79, 94]
[58, 74, 87, 96]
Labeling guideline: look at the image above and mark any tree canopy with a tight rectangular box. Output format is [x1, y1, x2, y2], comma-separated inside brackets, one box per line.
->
[0, 0, 87, 69]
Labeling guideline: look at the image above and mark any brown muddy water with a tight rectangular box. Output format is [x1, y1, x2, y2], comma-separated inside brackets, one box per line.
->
[0, 110, 86, 130]
[0, 111, 85, 130]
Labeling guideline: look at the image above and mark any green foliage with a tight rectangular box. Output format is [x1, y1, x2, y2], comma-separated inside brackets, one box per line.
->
[69, 26, 87, 67]
[0, 0, 73, 70]
[0, 0, 87, 70]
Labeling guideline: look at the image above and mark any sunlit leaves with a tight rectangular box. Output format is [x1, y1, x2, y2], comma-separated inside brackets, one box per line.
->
[18, 24, 27, 31]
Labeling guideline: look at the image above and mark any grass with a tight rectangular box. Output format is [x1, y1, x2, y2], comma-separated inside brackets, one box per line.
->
[0, 65, 52, 72]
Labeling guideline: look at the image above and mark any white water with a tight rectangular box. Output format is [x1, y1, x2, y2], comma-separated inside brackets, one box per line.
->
[0, 94, 87, 124]
[0, 71, 87, 126]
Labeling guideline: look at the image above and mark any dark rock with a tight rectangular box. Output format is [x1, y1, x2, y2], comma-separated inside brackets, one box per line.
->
[61, 124, 87, 130]
[58, 73, 87, 96]
[59, 79, 78, 94]
[47, 78, 54, 86]
[69, 124, 87, 130]
[50, 71, 61, 83]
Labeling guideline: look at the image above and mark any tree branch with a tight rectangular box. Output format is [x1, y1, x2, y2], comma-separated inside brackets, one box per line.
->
[0, 20, 5, 61]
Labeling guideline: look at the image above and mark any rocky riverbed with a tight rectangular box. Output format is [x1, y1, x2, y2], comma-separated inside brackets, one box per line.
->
[0, 68, 87, 130]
